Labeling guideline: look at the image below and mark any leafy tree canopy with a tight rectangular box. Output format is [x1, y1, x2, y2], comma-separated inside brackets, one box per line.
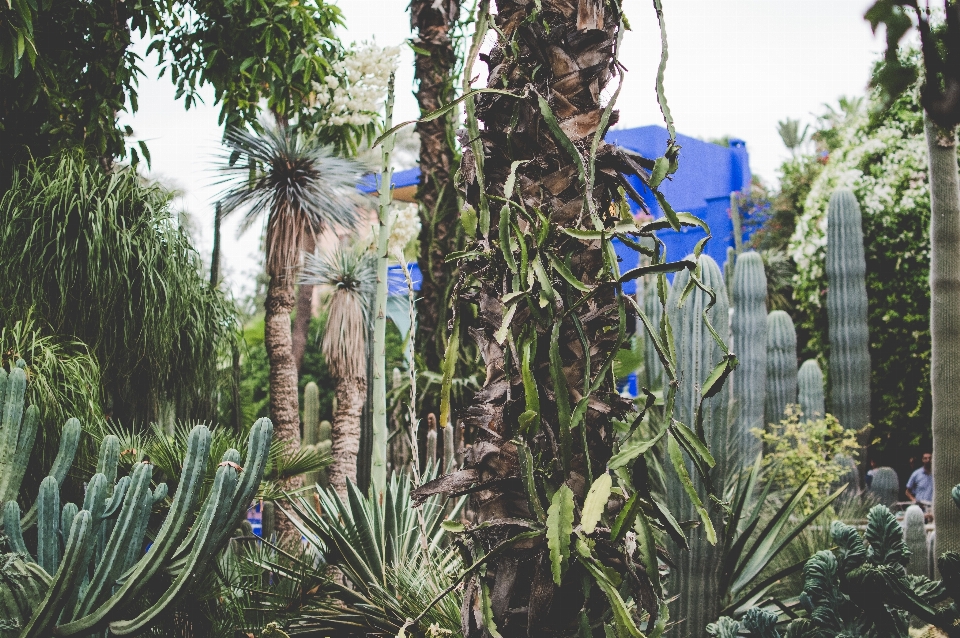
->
[0, 0, 365, 187]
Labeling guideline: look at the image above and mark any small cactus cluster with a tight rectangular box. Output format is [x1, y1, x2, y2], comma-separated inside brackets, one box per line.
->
[301, 382, 331, 490]
[0, 362, 273, 637]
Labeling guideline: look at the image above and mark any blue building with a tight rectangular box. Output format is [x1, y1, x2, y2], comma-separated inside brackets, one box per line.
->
[361, 125, 754, 391]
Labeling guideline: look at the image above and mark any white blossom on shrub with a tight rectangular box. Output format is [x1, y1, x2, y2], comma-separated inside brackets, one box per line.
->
[387, 202, 421, 258]
[310, 42, 401, 128]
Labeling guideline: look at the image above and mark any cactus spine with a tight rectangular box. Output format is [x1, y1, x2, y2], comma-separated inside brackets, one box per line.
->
[765, 310, 798, 426]
[904, 504, 929, 577]
[798, 359, 826, 420]
[731, 251, 767, 459]
[666, 254, 731, 638]
[826, 190, 871, 432]
[868, 466, 899, 507]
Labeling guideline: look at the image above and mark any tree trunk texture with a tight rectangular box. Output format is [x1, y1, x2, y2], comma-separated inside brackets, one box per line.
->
[925, 118, 960, 560]
[264, 280, 303, 537]
[412, 1, 666, 636]
[412, 0, 463, 382]
[292, 234, 317, 373]
[328, 376, 367, 499]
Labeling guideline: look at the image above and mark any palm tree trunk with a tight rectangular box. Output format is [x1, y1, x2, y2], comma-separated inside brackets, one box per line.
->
[328, 376, 366, 498]
[412, 0, 462, 381]
[925, 117, 960, 559]
[264, 280, 303, 536]
[412, 1, 671, 635]
[292, 234, 317, 373]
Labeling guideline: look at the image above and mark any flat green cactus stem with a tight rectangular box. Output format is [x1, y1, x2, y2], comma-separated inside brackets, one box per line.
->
[826, 190, 871, 431]
[731, 251, 767, 459]
[798, 359, 825, 420]
[765, 310, 798, 427]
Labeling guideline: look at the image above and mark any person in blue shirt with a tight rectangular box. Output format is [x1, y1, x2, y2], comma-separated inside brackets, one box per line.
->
[906, 452, 933, 507]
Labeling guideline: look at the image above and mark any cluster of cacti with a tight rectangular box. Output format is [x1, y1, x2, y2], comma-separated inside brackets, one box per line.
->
[868, 466, 899, 507]
[731, 251, 768, 458]
[0, 365, 273, 637]
[301, 382, 331, 490]
[712, 491, 960, 638]
[765, 310, 798, 427]
[826, 190, 871, 432]
[666, 254, 731, 637]
[903, 504, 929, 577]
[797, 359, 825, 420]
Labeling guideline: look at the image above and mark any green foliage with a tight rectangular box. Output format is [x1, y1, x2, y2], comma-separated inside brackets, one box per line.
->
[790, 78, 936, 458]
[547, 484, 575, 584]
[0, 0, 362, 184]
[0, 152, 239, 425]
[248, 468, 465, 636]
[755, 406, 861, 514]
[720, 492, 960, 638]
[2, 418, 273, 636]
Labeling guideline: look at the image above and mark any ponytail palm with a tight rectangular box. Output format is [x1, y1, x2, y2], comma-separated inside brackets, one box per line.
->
[301, 241, 376, 496]
[219, 126, 362, 494]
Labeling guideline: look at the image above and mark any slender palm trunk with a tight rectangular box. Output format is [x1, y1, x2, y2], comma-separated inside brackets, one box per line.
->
[926, 118, 960, 559]
[412, 0, 462, 381]
[328, 376, 366, 498]
[264, 280, 303, 535]
[292, 233, 317, 372]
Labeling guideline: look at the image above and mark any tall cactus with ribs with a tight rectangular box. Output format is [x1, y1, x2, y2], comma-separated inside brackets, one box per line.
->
[0, 363, 273, 636]
[410, 0, 735, 635]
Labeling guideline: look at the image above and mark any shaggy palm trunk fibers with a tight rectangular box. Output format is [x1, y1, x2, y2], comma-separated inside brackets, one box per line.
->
[410, 0, 690, 636]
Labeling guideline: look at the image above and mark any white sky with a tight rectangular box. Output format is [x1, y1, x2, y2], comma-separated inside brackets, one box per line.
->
[122, 0, 882, 300]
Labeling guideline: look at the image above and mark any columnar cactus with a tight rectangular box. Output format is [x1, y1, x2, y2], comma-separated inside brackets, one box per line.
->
[639, 273, 666, 392]
[826, 190, 871, 432]
[666, 254, 731, 637]
[731, 251, 767, 459]
[425, 413, 437, 466]
[868, 466, 899, 507]
[261, 500, 276, 542]
[1, 416, 273, 636]
[765, 311, 798, 426]
[442, 423, 455, 472]
[724, 246, 736, 300]
[302, 382, 327, 488]
[798, 359, 826, 420]
[904, 504, 929, 577]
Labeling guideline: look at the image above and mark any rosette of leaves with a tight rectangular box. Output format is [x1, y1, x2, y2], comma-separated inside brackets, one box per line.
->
[398, 0, 738, 635]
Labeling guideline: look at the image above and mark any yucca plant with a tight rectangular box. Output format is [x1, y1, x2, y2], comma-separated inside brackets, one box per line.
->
[218, 124, 363, 511]
[234, 466, 464, 636]
[301, 240, 377, 497]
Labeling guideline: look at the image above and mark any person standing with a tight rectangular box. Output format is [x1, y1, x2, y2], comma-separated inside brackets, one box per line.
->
[906, 452, 934, 509]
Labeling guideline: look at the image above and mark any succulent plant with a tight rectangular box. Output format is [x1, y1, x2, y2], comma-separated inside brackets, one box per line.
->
[731, 251, 767, 459]
[765, 310, 798, 427]
[904, 504, 929, 577]
[797, 359, 825, 420]
[1, 384, 273, 638]
[826, 190, 871, 432]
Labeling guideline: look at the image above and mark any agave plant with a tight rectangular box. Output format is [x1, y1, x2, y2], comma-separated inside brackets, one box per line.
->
[300, 240, 377, 497]
[231, 466, 464, 636]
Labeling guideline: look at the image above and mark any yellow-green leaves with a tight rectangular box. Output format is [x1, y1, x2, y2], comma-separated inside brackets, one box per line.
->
[581, 473, 612, 535]
[547, 485, 575, 584]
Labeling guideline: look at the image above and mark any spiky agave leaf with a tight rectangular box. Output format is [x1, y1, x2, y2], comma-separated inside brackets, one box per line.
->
[218, 125, 365, 283]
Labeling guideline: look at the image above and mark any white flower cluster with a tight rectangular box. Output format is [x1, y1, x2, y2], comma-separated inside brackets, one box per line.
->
[312, 42, 401, 128]
[788, 84, 930, 308]
[387, 202, 422, 257]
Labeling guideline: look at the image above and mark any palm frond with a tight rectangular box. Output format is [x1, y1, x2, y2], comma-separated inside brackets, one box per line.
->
[301, 240, 377, 380]
[218, 125, 366, 281]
